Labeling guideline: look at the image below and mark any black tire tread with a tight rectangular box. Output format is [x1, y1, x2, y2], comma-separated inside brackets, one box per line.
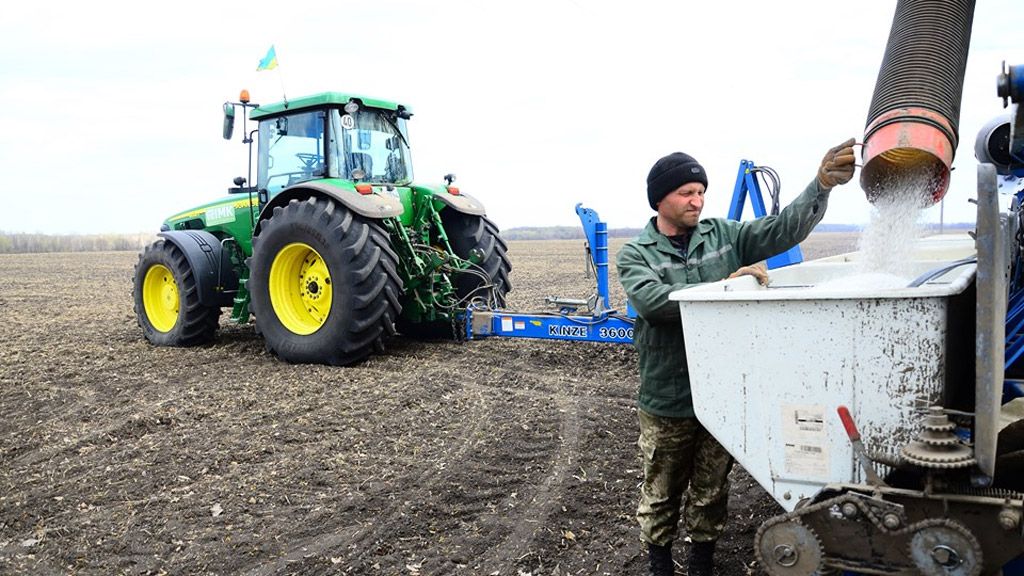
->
[132, 240, 220, 347]
[443, 211, 513, 307]
[249, 197, 402, 365]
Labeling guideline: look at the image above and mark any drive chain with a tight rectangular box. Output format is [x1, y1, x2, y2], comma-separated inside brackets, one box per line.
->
[755, 491, 985, 575]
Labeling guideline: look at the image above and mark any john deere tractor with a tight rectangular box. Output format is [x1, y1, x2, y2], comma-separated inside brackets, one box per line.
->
[132, 91, 511, 365]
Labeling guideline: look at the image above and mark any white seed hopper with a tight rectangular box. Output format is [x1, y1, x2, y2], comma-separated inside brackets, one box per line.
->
[669, 234, 978, 510]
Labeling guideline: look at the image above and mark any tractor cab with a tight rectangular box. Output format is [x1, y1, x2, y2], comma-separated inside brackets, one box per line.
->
[236, 93, 415, 197]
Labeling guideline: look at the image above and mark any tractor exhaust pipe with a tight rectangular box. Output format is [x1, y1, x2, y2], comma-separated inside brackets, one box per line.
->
[860, 0, 976, 205]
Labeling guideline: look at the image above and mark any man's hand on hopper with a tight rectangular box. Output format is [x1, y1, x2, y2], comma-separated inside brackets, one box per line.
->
[728, 263, 769, 286]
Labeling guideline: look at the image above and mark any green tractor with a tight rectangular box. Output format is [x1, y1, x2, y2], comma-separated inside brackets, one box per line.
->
[132, 90, 512, 365]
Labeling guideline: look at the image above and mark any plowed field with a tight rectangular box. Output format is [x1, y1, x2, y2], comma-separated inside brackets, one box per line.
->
[0, 233, 858, 576]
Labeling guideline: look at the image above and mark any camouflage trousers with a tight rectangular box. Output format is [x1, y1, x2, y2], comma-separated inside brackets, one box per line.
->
[636, 409, 734, 547]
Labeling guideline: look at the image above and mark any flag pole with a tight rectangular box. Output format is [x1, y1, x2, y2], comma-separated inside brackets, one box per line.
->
[256, 45, 287, 106]
[275, 47, 288, 107]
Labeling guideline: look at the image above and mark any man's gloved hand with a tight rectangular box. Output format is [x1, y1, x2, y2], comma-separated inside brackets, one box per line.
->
[728, 263, 768, 286]
[817, 138, 857, 190]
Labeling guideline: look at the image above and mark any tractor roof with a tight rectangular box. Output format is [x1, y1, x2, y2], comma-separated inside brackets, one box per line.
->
[250, 92, 411, 119]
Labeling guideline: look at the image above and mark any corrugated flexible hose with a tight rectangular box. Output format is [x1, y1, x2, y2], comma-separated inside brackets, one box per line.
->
[861, 0, 977, 204]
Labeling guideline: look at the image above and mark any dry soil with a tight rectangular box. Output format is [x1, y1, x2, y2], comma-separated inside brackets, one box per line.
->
[0, 233, 860, 576]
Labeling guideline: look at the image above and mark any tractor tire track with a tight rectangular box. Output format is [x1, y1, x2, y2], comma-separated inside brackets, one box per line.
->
[241, 370, 498, 575]
[472, 380, 581, 571]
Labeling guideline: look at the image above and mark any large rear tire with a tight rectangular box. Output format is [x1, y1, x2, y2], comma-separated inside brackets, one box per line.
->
[133, 240, 220, 346]
[249, 196, 402, 365]
[442, 211, 512, 307]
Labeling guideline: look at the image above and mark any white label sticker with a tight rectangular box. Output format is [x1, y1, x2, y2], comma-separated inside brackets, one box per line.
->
[781, 404, 830, 479]
[205, 205, 235, 226]
[341, 114, 355, 130]
[501, 317, 513, 332]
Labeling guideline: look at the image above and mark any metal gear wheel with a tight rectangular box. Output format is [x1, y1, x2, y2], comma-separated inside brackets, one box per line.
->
[900, 407, 976, 469]
[755, 520, 823, 576]
[908, 519, 983, 576]
[901, 440, 976, 468]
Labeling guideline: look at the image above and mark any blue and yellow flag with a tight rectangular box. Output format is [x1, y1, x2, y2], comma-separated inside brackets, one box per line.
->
[257, 45, 278, 71]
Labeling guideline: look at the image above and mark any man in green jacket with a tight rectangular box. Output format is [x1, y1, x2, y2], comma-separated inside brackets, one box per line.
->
[617, 139, 856, 576]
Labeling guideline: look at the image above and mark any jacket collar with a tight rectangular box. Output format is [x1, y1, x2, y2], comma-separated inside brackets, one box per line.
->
[638, 217, 708, 258]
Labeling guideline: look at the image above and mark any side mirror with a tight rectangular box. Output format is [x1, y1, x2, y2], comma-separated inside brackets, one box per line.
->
[222, 103, 236, 140]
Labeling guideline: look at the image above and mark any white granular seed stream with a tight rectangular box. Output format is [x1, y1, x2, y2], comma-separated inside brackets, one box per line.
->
[811, 183, 932, 291]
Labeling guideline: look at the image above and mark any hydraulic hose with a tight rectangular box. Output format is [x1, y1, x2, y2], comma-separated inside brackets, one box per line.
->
[907, 256, 977, 288]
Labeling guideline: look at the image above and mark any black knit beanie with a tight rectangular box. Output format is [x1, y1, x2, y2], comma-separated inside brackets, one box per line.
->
[646, 152, 708, 210]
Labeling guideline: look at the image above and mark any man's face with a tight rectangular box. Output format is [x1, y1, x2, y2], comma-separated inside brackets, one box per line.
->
[657, 182, 705, 229]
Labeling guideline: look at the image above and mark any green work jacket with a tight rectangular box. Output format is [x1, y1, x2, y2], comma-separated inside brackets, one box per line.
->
[616, 179, 831, 418]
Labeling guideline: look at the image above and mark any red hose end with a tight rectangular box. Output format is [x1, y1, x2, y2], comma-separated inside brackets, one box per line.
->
[861, 108, 955, 206]
[837, 406, 861, 441]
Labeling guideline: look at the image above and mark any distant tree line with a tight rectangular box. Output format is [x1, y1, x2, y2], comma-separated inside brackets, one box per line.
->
[0, 221, 974, 253]
[0, 232, 155, 254]
[502, 226, 644, 241]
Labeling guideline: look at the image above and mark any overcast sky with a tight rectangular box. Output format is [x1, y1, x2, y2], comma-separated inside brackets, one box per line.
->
[1, 0, 1022, 234]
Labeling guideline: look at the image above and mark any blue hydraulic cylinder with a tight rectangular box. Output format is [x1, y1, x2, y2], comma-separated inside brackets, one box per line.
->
[728, 160, 804, 269]
[575, 203, 611, 310]
[594, 222, 609, 310]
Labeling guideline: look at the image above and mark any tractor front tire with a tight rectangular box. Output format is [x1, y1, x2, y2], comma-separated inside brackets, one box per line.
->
[133, 240, 220, 346]
[249, 197, 402, 365]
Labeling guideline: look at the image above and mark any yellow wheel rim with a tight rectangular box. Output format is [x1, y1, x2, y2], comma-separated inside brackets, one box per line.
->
[142, 264, 179, 332]
[269, 242, 333, 335]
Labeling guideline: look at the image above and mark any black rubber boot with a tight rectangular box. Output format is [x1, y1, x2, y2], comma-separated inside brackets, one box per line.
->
[687, 540, 715, 576]
[647, 542, 674, 576]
